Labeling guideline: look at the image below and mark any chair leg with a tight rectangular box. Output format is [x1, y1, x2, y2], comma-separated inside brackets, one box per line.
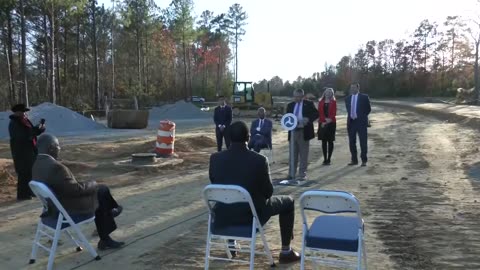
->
[29, 222, 43, 264]
[249, 233, 257, 270]
[260, 229, 275, 267]
[71, 223, 99, 260]
[357, 235, 363, 270]
[47, 221, 63, 270]
[300, 223, 307, 270]
[224, 239, 232, 259]
[65, 229, 83, 251]
[204, 225, 212, 270]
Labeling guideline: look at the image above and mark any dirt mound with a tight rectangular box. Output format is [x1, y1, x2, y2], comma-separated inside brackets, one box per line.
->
[149, 100, 212, 121]
[0, 102, 105, 139]
[0, 160, 15, 187]
[175, 135, 216, 152]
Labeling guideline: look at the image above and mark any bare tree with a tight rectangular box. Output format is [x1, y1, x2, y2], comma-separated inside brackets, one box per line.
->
[19, 0, 29, 106]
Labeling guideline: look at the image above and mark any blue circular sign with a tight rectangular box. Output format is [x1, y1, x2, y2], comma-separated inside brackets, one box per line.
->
[281, 113, 298, 131]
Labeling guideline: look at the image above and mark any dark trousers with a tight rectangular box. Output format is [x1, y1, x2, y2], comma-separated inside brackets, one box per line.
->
[321, 140, 334, 161]
[215, 127, 231, 152]
[260, 196, 295, 247]
[14, 153, 36, 199]
[347, 120, 368, 163]
[248, 135, 268, 153]
[95, 185, 119, 240]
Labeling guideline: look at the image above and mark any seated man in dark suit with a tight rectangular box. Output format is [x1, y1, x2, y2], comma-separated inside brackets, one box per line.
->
[248, 107, 273, 153]
[32, 134, 124, 250]
[209, 121, 300, 264]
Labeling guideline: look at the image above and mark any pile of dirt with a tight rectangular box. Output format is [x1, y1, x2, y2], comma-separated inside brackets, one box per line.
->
[0, 103, 105, 139]
[175, 135, 216, 152]
[149, 100, 212, 121]
[0, 159, 15, 188]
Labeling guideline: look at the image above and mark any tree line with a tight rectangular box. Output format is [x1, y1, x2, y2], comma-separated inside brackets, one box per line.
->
[0, 0, 248, 111]
[255, 16, 480, 101]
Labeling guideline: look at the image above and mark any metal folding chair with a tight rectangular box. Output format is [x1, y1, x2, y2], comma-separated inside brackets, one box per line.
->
[202, 184, 275, 270]
[29, 181, 100, 270]
[300, 190, 367, 270]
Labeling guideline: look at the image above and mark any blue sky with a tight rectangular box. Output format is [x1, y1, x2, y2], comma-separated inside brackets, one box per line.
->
[98, 0, 478, 82]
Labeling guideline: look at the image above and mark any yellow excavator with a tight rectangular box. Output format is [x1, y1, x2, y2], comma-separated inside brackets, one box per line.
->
[231, 81, 284, 117]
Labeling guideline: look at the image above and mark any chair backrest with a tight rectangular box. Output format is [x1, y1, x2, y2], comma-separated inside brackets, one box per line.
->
[203, 184, 260, 221]
[29, 181, 72, 222]
[300, 190, 362, 226]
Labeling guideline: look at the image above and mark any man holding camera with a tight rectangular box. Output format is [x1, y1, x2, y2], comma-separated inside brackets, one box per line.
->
[286, 89, 319, 181]
[9, 104, 46, 201]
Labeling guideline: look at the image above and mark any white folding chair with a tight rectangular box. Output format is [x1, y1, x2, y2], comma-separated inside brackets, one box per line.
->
[300, 190, 367, 270]
[29, 181, 100, 270]
[202, 184, 275, 270]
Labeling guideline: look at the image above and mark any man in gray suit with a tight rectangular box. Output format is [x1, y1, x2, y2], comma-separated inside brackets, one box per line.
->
[32, 134, 124, 250]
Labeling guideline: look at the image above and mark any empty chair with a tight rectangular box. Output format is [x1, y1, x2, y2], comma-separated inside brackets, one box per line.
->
[202, 184, 275, 270]
[300, 190, 367, 270]
[29, 181, 100, 270]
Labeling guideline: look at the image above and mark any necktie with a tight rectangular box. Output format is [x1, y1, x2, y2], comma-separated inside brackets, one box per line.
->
[260, 119, 263, 128]
[351, 95, 357, 119]
[294, 103, 300, 116]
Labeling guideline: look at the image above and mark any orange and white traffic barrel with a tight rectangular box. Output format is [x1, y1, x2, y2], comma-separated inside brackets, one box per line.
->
[155, 120, 175, 157]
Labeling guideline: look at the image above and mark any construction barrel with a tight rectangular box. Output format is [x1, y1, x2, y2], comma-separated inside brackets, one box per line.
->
[156, 120, 175, 157]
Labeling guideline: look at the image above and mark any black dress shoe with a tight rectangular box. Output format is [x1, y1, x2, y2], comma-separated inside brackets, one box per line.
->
[98, 238, 125, 250]
[112, 205, 123, 218]
[279, 249, 301, 264]
[17, 196, 32, 201]
[323, 160, 331, 166]
[348, 161, 359, 166]
[361, 162, 367, 167]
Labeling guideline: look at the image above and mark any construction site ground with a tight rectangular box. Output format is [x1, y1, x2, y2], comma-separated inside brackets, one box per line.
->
[2, 101, 480, 269]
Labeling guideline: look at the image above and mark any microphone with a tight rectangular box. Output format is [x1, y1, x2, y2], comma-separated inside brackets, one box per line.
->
[40, 119, 45, 125]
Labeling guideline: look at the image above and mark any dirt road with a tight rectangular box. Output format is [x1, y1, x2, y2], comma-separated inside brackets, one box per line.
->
[1, 104, 480, 269]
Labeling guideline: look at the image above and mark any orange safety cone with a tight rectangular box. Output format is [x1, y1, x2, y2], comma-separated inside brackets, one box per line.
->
[155, 120, 175, 157]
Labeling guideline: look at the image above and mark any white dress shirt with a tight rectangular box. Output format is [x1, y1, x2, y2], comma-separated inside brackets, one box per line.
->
[351, 94, 358, 119]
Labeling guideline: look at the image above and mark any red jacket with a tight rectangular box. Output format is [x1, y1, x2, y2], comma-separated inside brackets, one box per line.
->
[318, 99, 337, 123]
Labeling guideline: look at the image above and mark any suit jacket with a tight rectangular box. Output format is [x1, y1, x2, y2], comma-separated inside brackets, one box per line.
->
[318, 99, 337, 123]
[213, 106, 233, 129]
[32, 154, 98, 217]
[250, 118, 272, 147]
[9, 115, 44, 171]
[345, 93, 371, 126]
[286, 99, 319, 141]
[209, 142, 273, 225]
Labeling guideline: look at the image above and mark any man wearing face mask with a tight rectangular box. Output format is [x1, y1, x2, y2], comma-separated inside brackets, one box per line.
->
[286, 89, 319, 181]
[9, 104, 46, 200]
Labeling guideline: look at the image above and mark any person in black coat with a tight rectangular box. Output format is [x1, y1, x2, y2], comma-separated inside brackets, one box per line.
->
[9, 104, 46, 200]
[209, 121, 301, 264]
[285, 89, 319, 180]
[213, 96, 232, 152]
[345, 83, 371, 166]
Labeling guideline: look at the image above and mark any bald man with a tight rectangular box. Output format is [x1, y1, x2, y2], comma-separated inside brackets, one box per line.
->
[248, 107, 273, 153]
[32, 134, 124, 250]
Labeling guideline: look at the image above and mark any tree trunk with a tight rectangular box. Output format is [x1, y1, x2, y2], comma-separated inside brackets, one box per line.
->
[111, 0, 115, 98]
[63, 22, 68, 104]
[91, 0, 100, 109]
[20, 0, 29, 106]
[6, 8, 16, 104]
[76, 17, 80, 96]
[183, 37, 187, 99]
[235, 28, 238, 82]
[136, 28, 142, 93]
[49, 3, 56, 104]
[55, 19, 62, 105]
[44, 15, 50, 101]
[475, 40, 479, 104]
[144, 31, 149, 93]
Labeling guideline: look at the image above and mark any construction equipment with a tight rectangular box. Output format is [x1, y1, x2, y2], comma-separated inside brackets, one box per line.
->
[231, 82, 285, 117]
[106, 96, 149, 129]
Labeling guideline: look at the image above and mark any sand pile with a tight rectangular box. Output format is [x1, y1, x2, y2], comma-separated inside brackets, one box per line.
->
[0, 103, 105, 139]
[149, 100, 212, 121]
[0, 159, 15, 187]
[175, 135, 216, 152]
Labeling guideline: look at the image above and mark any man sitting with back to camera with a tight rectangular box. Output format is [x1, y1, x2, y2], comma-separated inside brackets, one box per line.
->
[209, 121, 300, 263]
[32, 134, 124, 250]
[248, 107, 273, 153]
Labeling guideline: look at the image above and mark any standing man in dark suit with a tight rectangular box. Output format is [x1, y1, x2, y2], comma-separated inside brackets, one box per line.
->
[286, 89, 319, 181]
[209, 121, 301, 264]
[248, 107, 273, 153]
[9, 104, 46, 200]
[213, 96, 232, 152]
[345, 83, 371, 166]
